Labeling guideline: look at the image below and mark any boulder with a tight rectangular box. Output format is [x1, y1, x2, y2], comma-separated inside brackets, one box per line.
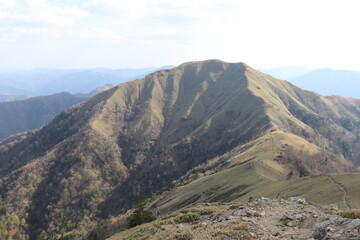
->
[288, 196, 306, 204]
[312, 217, 360, 239]
[325, 204, 339, 211]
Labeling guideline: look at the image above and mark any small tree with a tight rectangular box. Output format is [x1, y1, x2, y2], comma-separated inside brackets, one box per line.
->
[128, 197, 156, 228]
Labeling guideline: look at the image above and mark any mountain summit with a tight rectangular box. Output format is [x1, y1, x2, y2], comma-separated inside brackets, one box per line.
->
[0, 60, 359, 239]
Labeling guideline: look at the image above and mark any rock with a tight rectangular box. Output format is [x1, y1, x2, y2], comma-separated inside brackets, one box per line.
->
[220, 235, 234, 240]
[326, 226, 335, 232]
[249, 232, 257, 237]
[176, 224, 186, 229]
[232, 208, 255, 217]
[331, 233, 342, 239]
[288, 196, 306, 204]
[202, 216, 209, 221]
[280, 213, 304, 222]
[349, 228, 359, 237]
[286, 221, 294, 227]
[312, 217, 360, 239]
[254, 211, 266, 217]
[325, 203, 339, 211]
[240, 216, 252, 222]
[273, 232, 280, 236]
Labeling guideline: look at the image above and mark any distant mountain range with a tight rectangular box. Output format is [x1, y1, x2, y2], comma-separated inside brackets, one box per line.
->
[260, 67, 360, 99]
[259, 66, 312, 79]
[0, 85, 113, 140]
[288, 69, 360, 98]
[0, 66, 173, 101]
[2, 65, 359, 101]
[1, 60, 360, 240]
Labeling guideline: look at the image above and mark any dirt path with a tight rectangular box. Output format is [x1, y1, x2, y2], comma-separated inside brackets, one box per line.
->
[242, 198, 322, 239]
[327, 175, 351, 209]
[269, 131, 275, 156]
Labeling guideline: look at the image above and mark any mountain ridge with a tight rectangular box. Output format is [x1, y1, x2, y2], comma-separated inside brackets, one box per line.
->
[0, 59, 359, 240]
[0, 84, 114, 141]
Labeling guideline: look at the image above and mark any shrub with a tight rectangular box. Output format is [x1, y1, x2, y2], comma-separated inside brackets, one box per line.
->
[174, 213, 201, 223]
[128, 197, 156, 228]
[340, 209, 360, 219]
[174, 231, 193, 240]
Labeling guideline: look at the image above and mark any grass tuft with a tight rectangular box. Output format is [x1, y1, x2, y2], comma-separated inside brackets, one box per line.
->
[340, 209, 360, 219]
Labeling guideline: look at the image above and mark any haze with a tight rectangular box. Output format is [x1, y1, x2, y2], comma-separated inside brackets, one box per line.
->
[1, 0, 360, 70]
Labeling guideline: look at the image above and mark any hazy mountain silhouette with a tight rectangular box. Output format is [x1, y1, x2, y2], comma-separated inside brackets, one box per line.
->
[289, 68, 360, 98]
[0, 66, 174, 98]
[259, 66, 312, 79]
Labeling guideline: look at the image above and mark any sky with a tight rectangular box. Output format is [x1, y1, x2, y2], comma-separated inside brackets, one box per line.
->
[0, 0, 360, 70]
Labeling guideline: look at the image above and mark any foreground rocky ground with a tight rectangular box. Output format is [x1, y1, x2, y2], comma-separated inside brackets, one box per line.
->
[228, 197, 360, 240]
[108, 197, 360, 240]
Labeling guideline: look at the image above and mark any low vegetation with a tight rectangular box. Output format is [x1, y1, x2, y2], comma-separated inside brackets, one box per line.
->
[0, 60, 360, 239]
[128, 198, 156, 228]
[340, 209, 360, 219]
[108, 203, 252, 240]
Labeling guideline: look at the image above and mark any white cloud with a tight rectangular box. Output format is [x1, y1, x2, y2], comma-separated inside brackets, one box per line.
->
[1, 0, 360, 69]
[90, 0, 235, 24]
[0, 0, 88, 27]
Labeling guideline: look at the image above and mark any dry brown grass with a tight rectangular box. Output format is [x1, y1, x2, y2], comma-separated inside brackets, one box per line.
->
[108, 203, 254, 240]
[340, 209, 360, 219]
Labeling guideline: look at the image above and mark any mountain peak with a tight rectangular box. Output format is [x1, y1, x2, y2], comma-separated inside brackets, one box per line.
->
[0, 59, 359, 239]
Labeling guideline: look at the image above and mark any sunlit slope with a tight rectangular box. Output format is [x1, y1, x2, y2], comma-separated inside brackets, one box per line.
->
[0, 60, 360, 239]
[246, 66, 360, 163]
[155, 130, 357, 212]
[0, 60, 273, 239]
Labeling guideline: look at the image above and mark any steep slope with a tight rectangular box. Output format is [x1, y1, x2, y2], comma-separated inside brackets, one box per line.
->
[244, 67, 360, 163]
[0, 60, 271, 239]
[0, 60, 359, 240]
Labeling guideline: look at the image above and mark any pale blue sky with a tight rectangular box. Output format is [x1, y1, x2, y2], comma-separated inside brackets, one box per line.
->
[1, 0, 360, 70]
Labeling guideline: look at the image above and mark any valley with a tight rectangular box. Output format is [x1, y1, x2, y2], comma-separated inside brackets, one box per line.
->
[0, 60, 359, 240]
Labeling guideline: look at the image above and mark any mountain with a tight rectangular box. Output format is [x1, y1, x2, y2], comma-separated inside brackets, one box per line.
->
[0, 85, 32, 95]
[0, 92, 87, 140]
[0, 66, 173, 97]
[0, 94, 32, 102]
[74, 84, 114, 98]
[0, 60, 360, 240]
[259, 66, 312, 79]
[288, 68, 360, 98]
[0, 84, 114, 141]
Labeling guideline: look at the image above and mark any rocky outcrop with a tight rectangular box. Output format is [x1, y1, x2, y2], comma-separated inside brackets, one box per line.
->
[312, 218, 360, 240]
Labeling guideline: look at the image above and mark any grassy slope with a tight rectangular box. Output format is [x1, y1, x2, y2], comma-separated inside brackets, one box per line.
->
[247, 66, 360, 163]
[109, 175, 360, 240]
[154, 130, 359, 213]
[98, 62, 360, 239]
[108, 202, 252, 240]
[0, 60, 273, 239]
[1, 60, 360, 239]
